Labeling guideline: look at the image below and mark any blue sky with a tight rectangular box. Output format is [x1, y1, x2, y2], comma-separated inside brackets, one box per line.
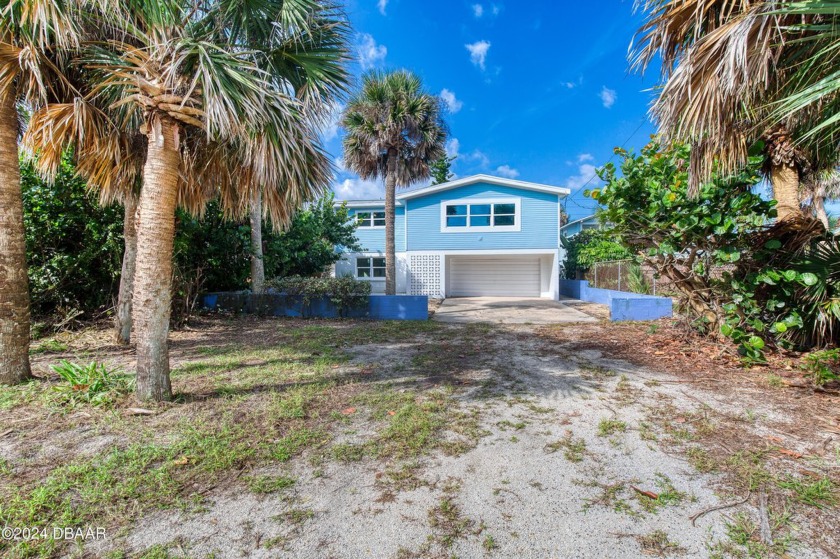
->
[324, 1, 661, 221]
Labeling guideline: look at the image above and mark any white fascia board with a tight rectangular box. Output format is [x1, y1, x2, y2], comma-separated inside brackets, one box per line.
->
[396, 174, 571, 200]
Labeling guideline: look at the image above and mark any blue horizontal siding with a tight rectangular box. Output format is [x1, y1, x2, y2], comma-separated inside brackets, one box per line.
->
[347, 206, 405, 253]
[405, 183, 559, 251]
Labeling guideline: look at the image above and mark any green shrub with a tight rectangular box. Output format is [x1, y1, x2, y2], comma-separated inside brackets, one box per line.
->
[22, 155, 124, 322]
[803, 348, 840, 386]
[50, 361, 134, 407]
[560, 229, 630, 279]
[268, 276, 371, 316]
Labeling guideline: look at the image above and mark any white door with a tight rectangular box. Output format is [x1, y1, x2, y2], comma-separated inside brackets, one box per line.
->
[448, 256, 541, 297]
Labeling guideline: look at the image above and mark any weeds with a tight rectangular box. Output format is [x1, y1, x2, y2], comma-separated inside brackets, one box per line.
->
[247, 474, 296, 494]
[50, 360, 133, 407]
[545, 433, 587, 462]
[637, 530, 684, 556]
[777, 475, 837, 508]
[597, 418, 627, 437]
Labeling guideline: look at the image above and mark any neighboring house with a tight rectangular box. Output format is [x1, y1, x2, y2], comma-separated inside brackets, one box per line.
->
[334, 174, 570, 299]
[559, 214, 601, 237]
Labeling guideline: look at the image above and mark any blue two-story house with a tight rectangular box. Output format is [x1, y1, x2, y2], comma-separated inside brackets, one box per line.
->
[334, 174, 571, 299]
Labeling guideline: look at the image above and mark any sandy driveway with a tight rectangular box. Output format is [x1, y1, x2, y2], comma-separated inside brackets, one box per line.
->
[95, 321, 832, 559]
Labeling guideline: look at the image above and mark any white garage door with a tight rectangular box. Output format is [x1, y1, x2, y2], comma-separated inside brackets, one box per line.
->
[449, 256, 541, 297]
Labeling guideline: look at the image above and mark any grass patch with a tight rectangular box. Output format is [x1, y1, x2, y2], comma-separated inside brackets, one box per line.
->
[271, 428, 329, 462]
[247, 474, 296, 494]
[597, 418, 627, 437]
[776, 475, 837, 508]
[545, 433, 587, 462]
[636, 474, 689, 513]
[483, 534, 498, 551]
[428, 495, 475, 549]
[637, 530, 685, 556]
[30, 338, 68, 355]
[711, 512, 794, 559]
[686, 446, 718, 473]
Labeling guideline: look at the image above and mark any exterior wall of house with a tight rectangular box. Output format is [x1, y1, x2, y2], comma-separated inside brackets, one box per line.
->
[334, 251, 408, 294]
[404, 183, 560, 251]
[347, 206, 405, 252]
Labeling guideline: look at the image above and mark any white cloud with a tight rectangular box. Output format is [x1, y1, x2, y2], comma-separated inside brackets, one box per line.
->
[577, 153, 594, 163]
[334, 156, 346, 171]
[495, 165, 520, 179]
[464, 149, 490, 168]
[357, 34, 387, 70]
[445, 138, 461, 158]
[334, 177, 383, 200]
[472, 3, 483, 17]
[465, 40, 491, 70]
[564, 163, 600, 192]
[599, 86, 617, 109]
[377, 0, 388, 15]
[440, 89, 463, 114]
[491, 3, 501, 15]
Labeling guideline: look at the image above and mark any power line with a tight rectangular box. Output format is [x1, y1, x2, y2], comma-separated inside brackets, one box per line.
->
[563, 116, 650, 214]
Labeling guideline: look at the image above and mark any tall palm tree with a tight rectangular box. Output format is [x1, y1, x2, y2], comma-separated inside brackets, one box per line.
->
[341, 70, 447, 294]
[49, 0, 335, 401]
[0, 0, 83, 384]
[242, 0, 350, 293]
[631, 0, 827, 220]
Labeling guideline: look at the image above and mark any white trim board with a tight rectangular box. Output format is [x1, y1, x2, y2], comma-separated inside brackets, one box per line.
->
[397, 174, 570, 200]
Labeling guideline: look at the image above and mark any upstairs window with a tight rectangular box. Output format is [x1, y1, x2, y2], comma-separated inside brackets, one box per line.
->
[356, 211, 385, 228]
[442, 199, 520, 232]
[356, 257, 386, 279]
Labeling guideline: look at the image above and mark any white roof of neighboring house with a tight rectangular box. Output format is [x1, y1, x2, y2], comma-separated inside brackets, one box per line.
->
[561, 214, 599, 229]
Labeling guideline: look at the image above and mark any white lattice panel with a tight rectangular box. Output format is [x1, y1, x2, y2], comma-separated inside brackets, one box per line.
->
[408, 254, 442, 296]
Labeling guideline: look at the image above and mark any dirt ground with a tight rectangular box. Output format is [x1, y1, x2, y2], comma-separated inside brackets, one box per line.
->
[1, 315, 837, 559]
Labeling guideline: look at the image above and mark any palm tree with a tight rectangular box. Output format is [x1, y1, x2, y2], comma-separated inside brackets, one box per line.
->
[0, 0, 83, 384]
[52, 0, 335, 401]
[341, 70, 447, 294]
[242, 0, 350, 293]
[631, 0, 827, 220]
[804, 169, 840, 230]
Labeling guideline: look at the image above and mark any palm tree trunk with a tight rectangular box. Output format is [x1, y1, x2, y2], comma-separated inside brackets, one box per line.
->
[813, 193, 830, 230]
[0, 92, 32, 385]
[384, 150, 397, 296]
[114, 192, 138, 344]
[133, 118, 180, 402]
[249, 189, 265, 293]
[770, 163, 801, 222]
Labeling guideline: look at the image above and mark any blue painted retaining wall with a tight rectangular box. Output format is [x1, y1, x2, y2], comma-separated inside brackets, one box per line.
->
[559, 280, 672, 322]
[201, 292, 428, 321]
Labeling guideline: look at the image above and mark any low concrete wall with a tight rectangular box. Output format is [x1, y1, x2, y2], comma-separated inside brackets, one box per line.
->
[559, 280, 672, 322]
[201, 292, 428, 321]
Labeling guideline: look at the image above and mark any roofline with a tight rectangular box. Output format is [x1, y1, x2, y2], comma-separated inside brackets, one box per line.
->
[395, 174, 571, 200]
[561, 214, 598, 228]
[335, 200, 404, 208]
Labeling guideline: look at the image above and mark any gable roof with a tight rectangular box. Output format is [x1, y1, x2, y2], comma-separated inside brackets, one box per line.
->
[395, 174, 570, 201]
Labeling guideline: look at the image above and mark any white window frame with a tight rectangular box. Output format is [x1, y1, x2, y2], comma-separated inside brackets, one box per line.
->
[355, 210, 385, 229]
[440, 198, 521, 233]
[355, 256, 386, 280]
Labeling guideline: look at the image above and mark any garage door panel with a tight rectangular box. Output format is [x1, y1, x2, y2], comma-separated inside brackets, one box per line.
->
[449, 256, 541, 297]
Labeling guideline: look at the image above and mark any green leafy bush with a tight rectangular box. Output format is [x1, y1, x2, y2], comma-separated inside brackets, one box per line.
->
[50, 360, 134, 407]
[22, 155, 124, 323]
[560, 229, 630, 279]
[269, 276, 372, 316]
[590, 140, 840, 361]
[803, 348, 840, 386]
